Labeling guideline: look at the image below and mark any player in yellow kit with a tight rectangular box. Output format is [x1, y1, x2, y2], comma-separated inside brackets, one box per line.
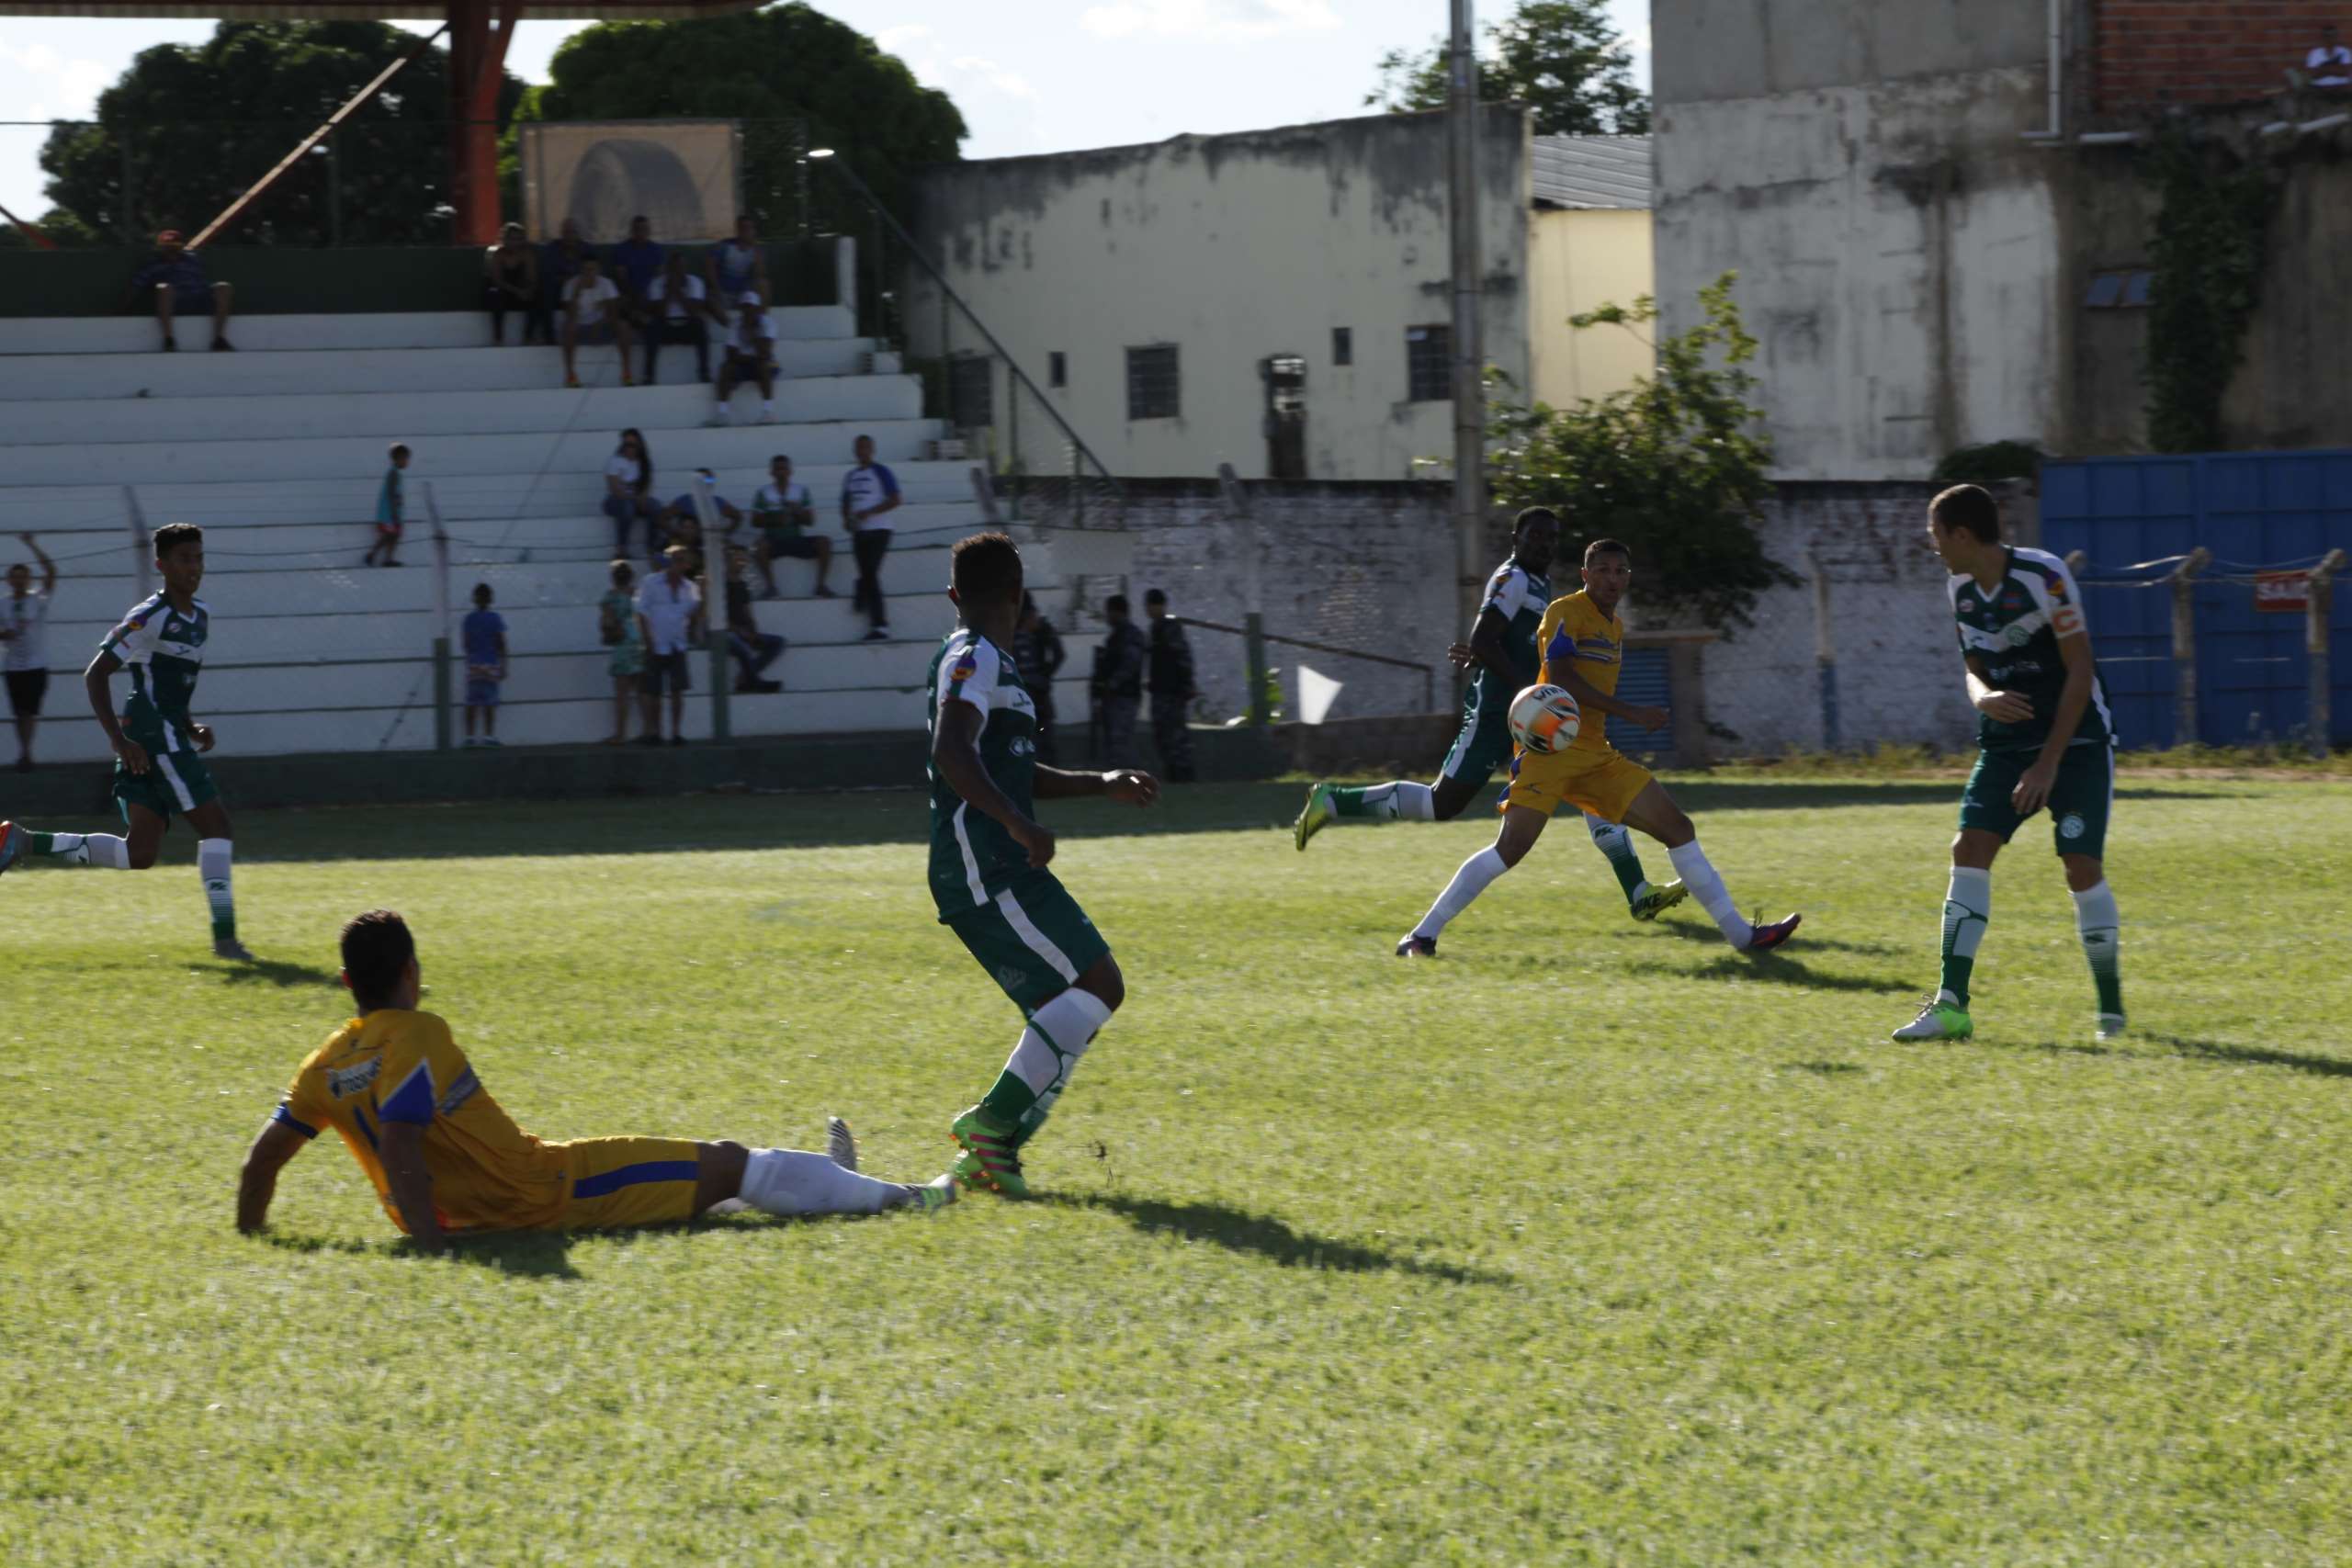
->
[235, 910, 953, 1249]
[1397, 537, 1802, 956]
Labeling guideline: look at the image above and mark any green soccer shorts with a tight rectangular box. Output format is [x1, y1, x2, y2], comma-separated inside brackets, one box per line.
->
[1959, 742, 2114, 860]
[1439, 694, 1512, 786]
[944, 868, 1113, 1017]
[113, 745, 220, 827]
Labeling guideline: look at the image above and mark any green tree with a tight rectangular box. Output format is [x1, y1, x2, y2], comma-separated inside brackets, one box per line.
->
[1485, 275, 1792, 629]
[40, 22, 525, 247]
[526, 4, 966, 234]
[1369, 0, 1650, 136]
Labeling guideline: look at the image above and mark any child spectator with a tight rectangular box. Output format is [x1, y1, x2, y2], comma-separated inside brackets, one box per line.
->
[713, 290, 777, 424]
[130, 231, 233, 353]
[366, 443, 410, 568]
[484, 222, 547, 345]
[461, 582, 508, 749]
[751, 454, 834, 599]
[599, 560, 645, 746]
[724, 547, 786, 694]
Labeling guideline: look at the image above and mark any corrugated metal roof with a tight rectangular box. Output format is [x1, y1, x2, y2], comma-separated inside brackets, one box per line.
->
[1530, 134, 1651, 210]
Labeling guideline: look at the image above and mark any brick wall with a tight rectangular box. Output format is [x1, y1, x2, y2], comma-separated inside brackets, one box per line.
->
[2096, 1, 2352, 111]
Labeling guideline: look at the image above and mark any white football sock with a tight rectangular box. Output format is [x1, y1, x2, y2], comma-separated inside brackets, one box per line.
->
[1668, 839, 1750, 949]
[736, 1146, 914, 1215]
[1003, 987, 1114, 1105]
[72, 834, 131, 869]
[1939, 867, 1992, 1005]
[198, 838, 235, 937]
[1361, 782, 1436, 821]
[2073, 879, 2123, 1017]
[1413, 845, 1510, 940]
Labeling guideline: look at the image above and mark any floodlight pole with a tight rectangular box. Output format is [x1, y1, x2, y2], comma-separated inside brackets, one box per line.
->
[1446, 0, 1486, 604]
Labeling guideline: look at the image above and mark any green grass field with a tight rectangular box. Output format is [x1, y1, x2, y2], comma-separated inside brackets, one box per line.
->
[6, 773, 2352, 1563]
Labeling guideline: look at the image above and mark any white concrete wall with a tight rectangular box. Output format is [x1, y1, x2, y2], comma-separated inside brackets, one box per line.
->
[906, 107, 1532, 481]
[1526, 208, 1657, 409]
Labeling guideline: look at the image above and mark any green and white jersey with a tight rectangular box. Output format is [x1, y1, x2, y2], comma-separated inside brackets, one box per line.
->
[1469, 555, 1550, 713]
[99, 591, 209, 753]
[1949, 546, 2112, 755]
[927, 627, 1040, 917]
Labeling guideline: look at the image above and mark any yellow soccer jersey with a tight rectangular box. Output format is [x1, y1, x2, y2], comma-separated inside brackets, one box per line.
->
[272, 1010, 569, 1234]
[1536, 590, 1624, 754]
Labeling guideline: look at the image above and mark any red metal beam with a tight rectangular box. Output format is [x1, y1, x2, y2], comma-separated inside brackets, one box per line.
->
[188, 22, 448, 251]
[447, 0, 515, 246]
[0, 197, 55, 250]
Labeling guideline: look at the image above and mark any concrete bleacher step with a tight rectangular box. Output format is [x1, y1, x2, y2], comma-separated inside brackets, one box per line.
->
[10, 340, 891, 402]
[0, 420, 949, 488]
[0, 473, 986, 534]
[0, 306, 860, 358]
[0, 376, 923, 446]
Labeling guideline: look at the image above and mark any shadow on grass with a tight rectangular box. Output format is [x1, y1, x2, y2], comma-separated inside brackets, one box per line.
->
[1639, 919, 1900, 959]
[1781, 1060, 1865, 1076]
[259, 1228, 583, 1279]
[2014, 1031, 2352, 1080]
[216, 956, 341, 989]
[1623, 952, 1916, 995]
[1044, 1192, 1511, 1286]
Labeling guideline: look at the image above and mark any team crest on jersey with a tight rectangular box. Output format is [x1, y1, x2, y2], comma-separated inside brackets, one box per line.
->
[950, 655, 978, 682]
[2060, 813, 2086, 840]
[327, 1056, 383, 1099]
[1011, 737, 1035, 758]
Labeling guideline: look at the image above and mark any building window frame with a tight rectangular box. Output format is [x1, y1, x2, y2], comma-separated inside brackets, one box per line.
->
[1126, 344, 1181, 420]
[1405, 324, 1451, 402]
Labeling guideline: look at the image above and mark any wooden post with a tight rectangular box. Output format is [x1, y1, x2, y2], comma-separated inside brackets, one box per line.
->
[2168, 547, 2211, 748]
[2309, 549, 2346, 759]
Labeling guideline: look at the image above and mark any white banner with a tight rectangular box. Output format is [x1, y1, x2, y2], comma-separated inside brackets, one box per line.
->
[521, 121, 741, 244]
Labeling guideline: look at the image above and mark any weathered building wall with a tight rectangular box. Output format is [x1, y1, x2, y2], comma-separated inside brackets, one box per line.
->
[1654, 0, 2064, 480]
[1525, 207, 1657, 410]
[907, 107, 1532, 482]
[1702, 483, 1977, 755]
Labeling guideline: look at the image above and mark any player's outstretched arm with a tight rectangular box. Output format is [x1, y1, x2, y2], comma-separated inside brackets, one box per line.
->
[933, 698, 1055, 865]
[379, 1122, 447, 1253]
[235, 1120, 308, 1235]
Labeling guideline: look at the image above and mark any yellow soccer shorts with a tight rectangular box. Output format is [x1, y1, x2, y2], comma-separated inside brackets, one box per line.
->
[1506, 744, 1654, 823]
[556, 1136, 705, 1229]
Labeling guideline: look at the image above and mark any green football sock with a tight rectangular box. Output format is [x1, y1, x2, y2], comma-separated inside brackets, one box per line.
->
[2074, 881, 2123, 1017]
[1583, 813, 1650, 904]
[1939, 867, 1991, 1008]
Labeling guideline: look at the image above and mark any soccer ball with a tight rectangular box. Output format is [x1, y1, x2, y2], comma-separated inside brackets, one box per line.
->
[1509, 683, 1581, 754]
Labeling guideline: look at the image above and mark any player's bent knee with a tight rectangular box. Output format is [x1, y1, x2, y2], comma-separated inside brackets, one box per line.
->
[1952, 830, 2002, 869]
[2061, 853, 2105, 891]
[1076, 954, 1125, 1012]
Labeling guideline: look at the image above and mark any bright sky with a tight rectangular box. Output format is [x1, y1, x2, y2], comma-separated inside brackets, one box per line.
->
[0, 0, 1649, 227]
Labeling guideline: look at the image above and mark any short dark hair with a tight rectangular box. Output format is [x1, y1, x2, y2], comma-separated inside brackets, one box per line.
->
[951, 531, 1023, 606]
[1143, 588, 1168, 606]
[1930, 483, 2002, 543]
[153, 522, 202, 558]
[342, 909, 416, 1012]
[1105, 593, 1131, 616]
[389, 442, 411, 460]
[609, 559, 634, 585]
[1514, 505, 1560, 536]
[1584, 537, 1631, 565]
[770, 453, 791, 466]
[472, 581, 493, 604]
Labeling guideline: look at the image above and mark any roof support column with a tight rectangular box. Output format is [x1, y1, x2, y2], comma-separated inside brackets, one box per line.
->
[447, 0, 514, 245]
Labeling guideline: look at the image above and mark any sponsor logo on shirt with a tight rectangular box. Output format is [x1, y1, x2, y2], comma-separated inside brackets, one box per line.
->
[327, 1055, 383, 1100]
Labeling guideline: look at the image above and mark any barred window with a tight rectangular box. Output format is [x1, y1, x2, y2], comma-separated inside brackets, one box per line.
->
[1406, 325, 1451, 402]
[1126, 344, 1180, 420]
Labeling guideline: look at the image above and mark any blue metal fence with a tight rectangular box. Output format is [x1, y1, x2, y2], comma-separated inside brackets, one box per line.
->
[2040, 450, 2352, 749]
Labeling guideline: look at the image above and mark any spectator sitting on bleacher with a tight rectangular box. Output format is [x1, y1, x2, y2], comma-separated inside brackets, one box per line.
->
[599, 560, 645, 746]
[484, 222, 547, 346]
[609, 215, 664, 324]
[656, 468, 745, 560]
[724, 547, 786, 694]
[752, 454, 834, 600]
[541, 219, 592, 328]
[365, 442, 410, 568]
[642, 251, 721, 386]
[562, 255, 634, 389]
[131, 231, 232, 354]
[712, 290, 777, 425]
[707, 216, 769, 305]
[2310, 26, 2352, 88]
[602, 427, 662, 557]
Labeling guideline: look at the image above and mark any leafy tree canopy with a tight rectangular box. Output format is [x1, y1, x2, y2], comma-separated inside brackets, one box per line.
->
[1369, 0, 1650, 136]
[40, 22, 526, 247]
[1486, 274, 1792, 629]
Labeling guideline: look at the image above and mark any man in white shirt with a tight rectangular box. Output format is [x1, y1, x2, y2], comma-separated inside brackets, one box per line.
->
[2, 532, 57, 772]
[634, 544, 704, 746]
[2310, 26, 2352, 88]
[842, 434, 902, 642]
[561, 255, 635, 389]
[642, 251, 722, 386]
[714, 289, 777, 425]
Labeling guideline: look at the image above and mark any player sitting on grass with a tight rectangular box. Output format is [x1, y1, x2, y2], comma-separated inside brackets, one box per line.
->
[1293, 506, 1683, 922]
[1396, 537, 1801, 957]
[235, 910, 954, 1248]
[927, 532, 1159, 1197]
[0, 523, 249, 960]
[1893, 484, 2125, 1044]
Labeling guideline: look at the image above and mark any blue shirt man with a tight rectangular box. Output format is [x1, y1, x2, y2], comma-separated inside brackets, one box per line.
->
[608, 216, 664, 308]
